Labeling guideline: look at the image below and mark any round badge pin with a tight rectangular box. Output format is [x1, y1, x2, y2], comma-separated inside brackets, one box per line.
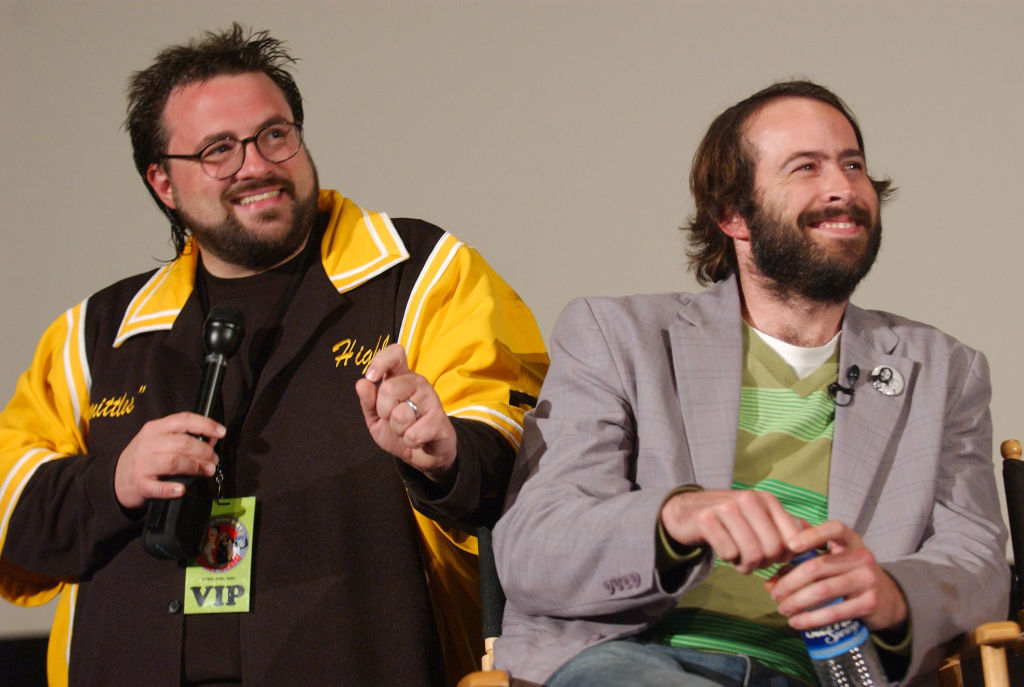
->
[196, 515, 250, 572]
[870, 365, 904, 396]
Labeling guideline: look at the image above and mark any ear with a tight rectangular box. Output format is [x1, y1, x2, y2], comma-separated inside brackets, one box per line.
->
[146, 162, 177, 210]
[717, 211, 750, 241]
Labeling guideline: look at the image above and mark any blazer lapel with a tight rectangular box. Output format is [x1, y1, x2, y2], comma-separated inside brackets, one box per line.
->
[829, 305, 916, 531]
[668, 278, 745, 490]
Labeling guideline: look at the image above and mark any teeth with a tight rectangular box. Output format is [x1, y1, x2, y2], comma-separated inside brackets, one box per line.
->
[819, 221, 855, 229]
[238, 190, 281, 206]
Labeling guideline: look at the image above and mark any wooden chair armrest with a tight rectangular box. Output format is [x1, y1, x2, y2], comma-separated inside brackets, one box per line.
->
[971, 621, 1023, 649]
[456, 670, 511, 687]
[939, 621, 1022, 687]
[949, 621, 1023, 654]
[457, 636, 511, 687]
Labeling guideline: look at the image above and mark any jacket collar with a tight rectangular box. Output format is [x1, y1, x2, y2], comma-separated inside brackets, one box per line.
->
[113, 190, 408, 347]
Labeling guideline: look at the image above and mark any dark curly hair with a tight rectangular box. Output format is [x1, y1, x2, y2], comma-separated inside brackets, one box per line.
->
[682, 80, 894, 285]
[125, 23, 304, 254]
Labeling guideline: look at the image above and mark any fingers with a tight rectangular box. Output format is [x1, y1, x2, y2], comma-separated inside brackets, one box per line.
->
[114, 412, 225, 509]
[781, 594, 864, 631]
[379, 381, 425, 436]
[357, 345, 434, 441]
[776, 557, 895, 630]
[661, 490, 802, 574]
[764, 497, 806, 549]
[389, 398, 422, 442]
[660, 494, 909, 631]
[770, 522, 866, 600]
[148, 415, 223, 475]
[156, 411, 228, 443]
[139, 474, 196, 501]
[357, 372, 427, 437]
[355, 344, 423, 428]
[355, 345, 457, 473]
[786, 519, 855, 554]
[150, 476, 189, 500]
[708, 491, 797, 573]
[362, 343, 411, 384]
[767, 522, 908, 631]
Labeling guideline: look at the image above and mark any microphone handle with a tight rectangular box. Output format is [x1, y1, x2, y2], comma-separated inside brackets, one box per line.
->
[143, 355, 226, 561]
[194, 353, 227, 420]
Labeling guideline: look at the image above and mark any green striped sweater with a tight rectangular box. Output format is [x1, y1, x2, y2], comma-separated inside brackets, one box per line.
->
[644, 326, 838, 685]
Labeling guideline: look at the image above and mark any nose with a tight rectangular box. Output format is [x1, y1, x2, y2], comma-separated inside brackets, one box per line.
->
[820, 163, 857, 204]
[234, 138, 275, 179]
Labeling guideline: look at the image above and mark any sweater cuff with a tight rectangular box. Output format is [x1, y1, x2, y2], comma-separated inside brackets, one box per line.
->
[872, 619, 912, 656]
[655, 485, 708, 592]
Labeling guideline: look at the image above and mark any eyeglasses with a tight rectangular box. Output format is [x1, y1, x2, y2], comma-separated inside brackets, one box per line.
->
[160, 122, 304, 179]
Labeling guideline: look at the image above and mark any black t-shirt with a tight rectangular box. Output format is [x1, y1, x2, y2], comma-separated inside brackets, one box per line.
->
[183, 243, 309, 685]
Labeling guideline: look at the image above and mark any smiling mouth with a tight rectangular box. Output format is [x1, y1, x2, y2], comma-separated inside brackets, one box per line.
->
[236, 189, 283, 206]
[810, 219, 858, 230]
[800, 203, 873, 233]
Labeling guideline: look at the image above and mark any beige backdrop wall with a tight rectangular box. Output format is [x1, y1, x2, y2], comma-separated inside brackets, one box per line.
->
[2, 0, 1021, 638]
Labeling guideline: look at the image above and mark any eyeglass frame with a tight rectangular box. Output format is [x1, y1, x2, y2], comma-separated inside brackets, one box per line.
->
[158, 121, 304, 179]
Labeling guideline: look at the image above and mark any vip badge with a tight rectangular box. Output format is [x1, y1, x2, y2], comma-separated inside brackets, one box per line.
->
[184, 496, 255, 615]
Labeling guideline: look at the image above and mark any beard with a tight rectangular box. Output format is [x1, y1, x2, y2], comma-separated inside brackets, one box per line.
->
[178, 172, 320, 273]
[745, 197, 882, 304]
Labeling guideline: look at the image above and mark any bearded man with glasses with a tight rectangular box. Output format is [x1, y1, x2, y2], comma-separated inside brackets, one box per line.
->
[0, 24, 547, 687]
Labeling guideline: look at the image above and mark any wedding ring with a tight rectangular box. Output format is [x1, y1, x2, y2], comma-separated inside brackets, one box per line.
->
[404, 399, 420, 418]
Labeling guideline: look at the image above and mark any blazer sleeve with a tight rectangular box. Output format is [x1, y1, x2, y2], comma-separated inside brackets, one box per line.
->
[495, 297, 709, 619]
[881, 347, 1010, 684]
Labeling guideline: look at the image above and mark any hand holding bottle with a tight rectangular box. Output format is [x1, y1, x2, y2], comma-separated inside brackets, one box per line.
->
[767, 520, 908, 633]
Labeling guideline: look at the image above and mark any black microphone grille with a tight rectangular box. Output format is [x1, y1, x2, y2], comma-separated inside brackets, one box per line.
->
[204, 304, 245, 357]
[848, 365, 860, 383]
[208, 304, 244, 326]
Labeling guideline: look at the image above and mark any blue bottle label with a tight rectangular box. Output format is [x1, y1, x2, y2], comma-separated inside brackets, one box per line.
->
[793, 550, 871, 660]
[801, 615, 870, 659]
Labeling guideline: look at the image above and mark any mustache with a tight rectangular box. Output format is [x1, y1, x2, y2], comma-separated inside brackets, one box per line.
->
[798, 204, 873, 228]
[223, 176, 295, 202]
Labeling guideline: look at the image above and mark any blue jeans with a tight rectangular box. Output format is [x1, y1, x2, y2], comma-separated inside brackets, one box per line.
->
[545, 640, 806, 687]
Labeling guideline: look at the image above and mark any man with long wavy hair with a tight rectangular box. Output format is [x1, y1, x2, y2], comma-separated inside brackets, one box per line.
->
[494, 81, 1007, 687]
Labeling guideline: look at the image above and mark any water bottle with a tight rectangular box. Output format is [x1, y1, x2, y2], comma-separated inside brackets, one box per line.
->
[794, 550, 890, 686]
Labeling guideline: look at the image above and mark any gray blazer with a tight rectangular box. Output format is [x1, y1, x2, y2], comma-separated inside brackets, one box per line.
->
[493, 277, 1008, 686]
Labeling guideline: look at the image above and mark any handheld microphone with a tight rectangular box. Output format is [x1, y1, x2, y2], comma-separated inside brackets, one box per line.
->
[143, 305, 245, 561]
[828, 365, 860, 407]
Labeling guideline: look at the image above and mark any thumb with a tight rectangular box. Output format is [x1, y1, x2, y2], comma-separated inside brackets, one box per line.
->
[354, 377, 381, 423]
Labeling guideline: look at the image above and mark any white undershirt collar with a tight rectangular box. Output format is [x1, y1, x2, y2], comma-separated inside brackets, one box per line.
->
[750, 326, 840, 379]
